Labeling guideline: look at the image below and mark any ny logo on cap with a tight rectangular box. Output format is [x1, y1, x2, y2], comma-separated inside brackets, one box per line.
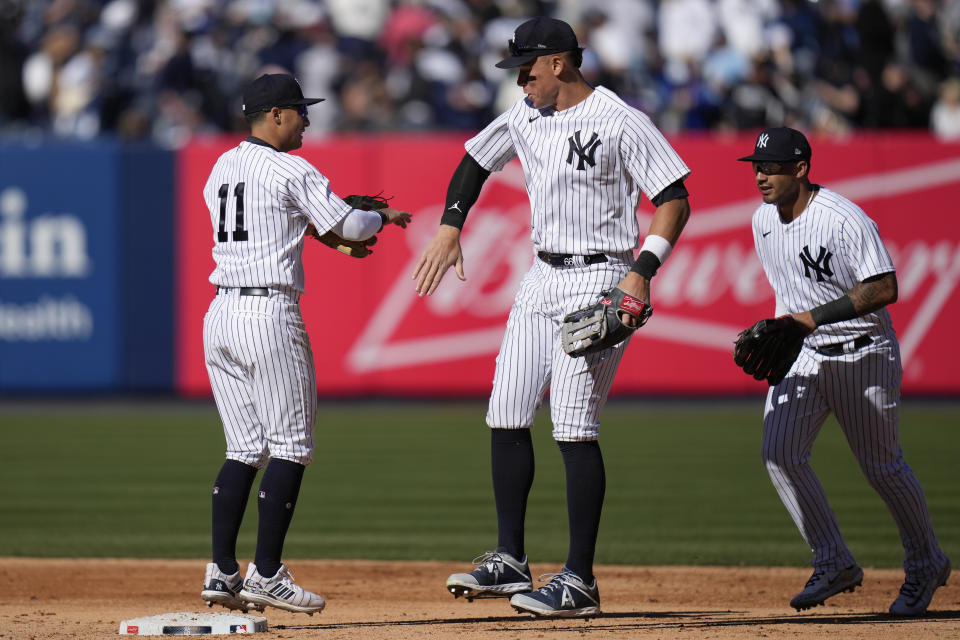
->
[757, 133, 769, 149]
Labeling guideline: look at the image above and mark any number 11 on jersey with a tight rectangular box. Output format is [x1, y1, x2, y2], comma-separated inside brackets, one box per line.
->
[217, 182, 248, 242]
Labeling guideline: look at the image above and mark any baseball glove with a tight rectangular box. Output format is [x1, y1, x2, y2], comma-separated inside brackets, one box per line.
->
[306, 193, 391, 258]
[306, 224, 377, 258]
[561, 288, 653, 357]
[343, 193, 390, 211]
[732, 316, 807, 385]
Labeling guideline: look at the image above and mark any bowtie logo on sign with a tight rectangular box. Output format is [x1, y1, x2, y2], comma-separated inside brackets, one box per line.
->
[345, 156, 960, 384]
[757, 133, 769, 149]
[567, 130, 601, 170]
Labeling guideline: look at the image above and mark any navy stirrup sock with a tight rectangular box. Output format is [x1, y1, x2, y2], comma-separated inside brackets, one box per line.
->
[491, 428, 535, 560]
[212, 460, 258, 575]
[557, 440, 605, 583]
[254, 458, 305, 579]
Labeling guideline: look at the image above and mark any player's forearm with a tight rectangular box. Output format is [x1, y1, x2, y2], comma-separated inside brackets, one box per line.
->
[440, 153, 491, 229]
[802, 272, 897, 329]
[630, 197, 689, 280]
[332, 208, 383, 241]
[851, 272, 898, 311]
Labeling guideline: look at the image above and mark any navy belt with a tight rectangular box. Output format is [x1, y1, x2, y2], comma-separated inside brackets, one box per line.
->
[537, 251, 608, 267]
[216, 286, 269, 296]
[816, 334, 873, 356]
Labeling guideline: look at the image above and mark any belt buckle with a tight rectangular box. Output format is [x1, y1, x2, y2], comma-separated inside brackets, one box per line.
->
[818, 335, 869, 357]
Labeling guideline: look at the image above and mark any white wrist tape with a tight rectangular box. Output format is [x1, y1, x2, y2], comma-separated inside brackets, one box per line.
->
[641, 234, 673, 263]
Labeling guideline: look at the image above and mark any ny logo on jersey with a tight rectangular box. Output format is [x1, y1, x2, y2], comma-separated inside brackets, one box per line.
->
[799, 245, 834, 282]
[566, 130, 601, 170]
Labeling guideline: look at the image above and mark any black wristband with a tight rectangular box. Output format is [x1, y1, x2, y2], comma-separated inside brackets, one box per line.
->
[810, 295, 857, 326]
[630, 250, 661, 279]
[376, 210, 388, 232]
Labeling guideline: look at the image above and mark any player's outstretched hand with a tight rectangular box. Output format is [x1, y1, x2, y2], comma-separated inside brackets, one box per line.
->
[413, 225, 465, 297]
[382, 206, 412, 228]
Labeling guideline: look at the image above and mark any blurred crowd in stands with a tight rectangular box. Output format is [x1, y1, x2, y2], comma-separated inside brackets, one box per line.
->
[1, 0, 959, 147]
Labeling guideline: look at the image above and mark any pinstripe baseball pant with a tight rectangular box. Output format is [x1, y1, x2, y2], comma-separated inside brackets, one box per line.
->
[487, 253, 633, 441]
[204, 288, 317, 467]
[762, 334, 947, 579]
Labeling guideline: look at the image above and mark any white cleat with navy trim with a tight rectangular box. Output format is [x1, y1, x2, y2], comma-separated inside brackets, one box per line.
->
[446, 550, 533, 601]
[509, 567, 600, 618]
[200, 562, 247, 611]
[238, 563, 325, 615]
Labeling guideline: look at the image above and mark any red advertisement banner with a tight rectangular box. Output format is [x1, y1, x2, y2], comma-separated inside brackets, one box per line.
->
[176, 134, 960, 396]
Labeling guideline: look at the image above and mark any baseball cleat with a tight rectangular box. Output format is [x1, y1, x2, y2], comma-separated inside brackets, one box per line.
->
[238, 563, 325, 614]
[889, 558, 951, 616]
[790, 565, 863, 611]
[509, 567, 600, 618]
[201, 562, 247, 611]
[446, 550, 533, 601]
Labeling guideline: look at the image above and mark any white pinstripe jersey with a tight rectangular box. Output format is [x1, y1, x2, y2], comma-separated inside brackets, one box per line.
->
[203, 138, 352, 292]
[465, 86, 689, 255]
[751, 186, 895, 346]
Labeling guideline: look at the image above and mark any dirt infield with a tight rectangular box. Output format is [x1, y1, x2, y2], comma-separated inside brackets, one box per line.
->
[1, 559, 957, 638]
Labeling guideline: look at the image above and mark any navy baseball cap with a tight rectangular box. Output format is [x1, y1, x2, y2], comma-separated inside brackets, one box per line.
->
[738, 127, 812, 162]
[242, 74, 324, 115]
[495, 17, 582, 69]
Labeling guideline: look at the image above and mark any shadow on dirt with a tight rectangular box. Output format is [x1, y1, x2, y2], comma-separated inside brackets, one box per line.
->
[276, 609, 960, 632]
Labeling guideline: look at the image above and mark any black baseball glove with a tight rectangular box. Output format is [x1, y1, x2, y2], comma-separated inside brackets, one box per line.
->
[732, 316, 807, 385]
[305, 193, 391, 258]
[343, 193, 391, 211]
[561, 288, 653, 357]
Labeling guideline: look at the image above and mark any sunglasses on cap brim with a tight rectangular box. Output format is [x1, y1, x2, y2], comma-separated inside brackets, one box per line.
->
[507, 39, 569, 58]
[751, 161, 798, 175]
[278, 104, 309, 118]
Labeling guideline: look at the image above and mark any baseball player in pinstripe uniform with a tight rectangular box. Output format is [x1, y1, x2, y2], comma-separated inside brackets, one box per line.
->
[413, 17, 691, 618]
[739, 127, 950, 615]
[199, 73, 410, 615]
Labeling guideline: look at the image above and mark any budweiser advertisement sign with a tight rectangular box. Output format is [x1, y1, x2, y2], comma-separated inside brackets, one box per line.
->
[176, 134, 960, 396]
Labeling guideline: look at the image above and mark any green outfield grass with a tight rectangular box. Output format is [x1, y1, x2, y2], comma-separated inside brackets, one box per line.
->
[0, 399, 956, 569]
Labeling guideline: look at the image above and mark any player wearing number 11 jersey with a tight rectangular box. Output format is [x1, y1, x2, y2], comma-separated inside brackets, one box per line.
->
[200, 73, 409, 614]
